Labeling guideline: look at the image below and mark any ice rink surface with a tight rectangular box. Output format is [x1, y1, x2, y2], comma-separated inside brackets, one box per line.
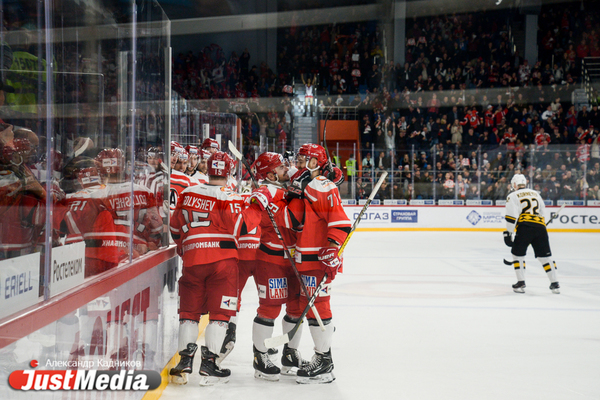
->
[161, 231, 600, 400]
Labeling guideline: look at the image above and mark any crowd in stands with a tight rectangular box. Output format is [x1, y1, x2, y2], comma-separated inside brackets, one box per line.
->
[170, 2, 600, 201]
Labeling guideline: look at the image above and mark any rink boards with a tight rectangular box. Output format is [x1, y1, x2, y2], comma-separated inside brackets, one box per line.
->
[343, 205, 600, 232]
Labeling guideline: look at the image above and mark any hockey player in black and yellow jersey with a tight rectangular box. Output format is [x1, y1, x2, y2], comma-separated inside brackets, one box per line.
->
[503, 174, 560, 294]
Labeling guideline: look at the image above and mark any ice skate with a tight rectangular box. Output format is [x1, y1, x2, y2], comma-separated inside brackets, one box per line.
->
[253, 346, 280, 381]
[512, 281, 526, 293]
[550, 282, 560, 294]
[296, 350, 335, 384]
[199, 346, 230, 386]
[169, 343, 198, 385]
[281, 344, 308, 376]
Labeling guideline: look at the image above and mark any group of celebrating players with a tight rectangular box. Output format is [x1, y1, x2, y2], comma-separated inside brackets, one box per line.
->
[167, 137, 350, 385]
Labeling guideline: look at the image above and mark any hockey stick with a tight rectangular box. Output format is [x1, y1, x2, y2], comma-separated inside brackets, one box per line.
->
[340, 171, 388, 255]
[228, 141, 326, 331]
[321, 107, 335, 163]
[264, 171, 389, 349]
[502, 203, 566, 265]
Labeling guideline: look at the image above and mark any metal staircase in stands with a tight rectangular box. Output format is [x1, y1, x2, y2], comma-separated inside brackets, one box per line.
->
[292, 82, 318, 150]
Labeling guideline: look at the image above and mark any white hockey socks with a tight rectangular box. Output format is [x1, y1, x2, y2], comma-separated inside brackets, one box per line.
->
[205, 320, 228, 355]
[282, 314, 303, 349]
[178, 320, 199, 351]
[512, 255, 526, 282]
[253, 317, 275, 353]
[538, 257, 558, 283]
[308, 319, 334, 354]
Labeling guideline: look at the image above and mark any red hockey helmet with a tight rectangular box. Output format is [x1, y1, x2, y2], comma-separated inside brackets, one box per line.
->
[207, 151, 233, 177]
[254, 152, 284, 180]
[201, 138, 220, 151]
[297, 143, 328, 169]
[200, 149, 211, 160]
[96, 148, 125, 174]
[185, 145, 199, 156]
[78, 167, 103, 188]
[171, 141, 185, 158]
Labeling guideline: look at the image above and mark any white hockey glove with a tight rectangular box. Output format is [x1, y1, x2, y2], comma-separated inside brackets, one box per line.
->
[247, 186, 272, 211]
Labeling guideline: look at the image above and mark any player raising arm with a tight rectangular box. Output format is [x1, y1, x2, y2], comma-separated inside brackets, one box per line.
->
[503, 173, 560, 294]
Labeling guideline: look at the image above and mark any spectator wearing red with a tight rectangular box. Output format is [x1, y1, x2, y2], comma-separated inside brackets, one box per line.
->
[577, 39, 590, 59]
[460, 107, 481, 133]
[535, 129, 551, 148]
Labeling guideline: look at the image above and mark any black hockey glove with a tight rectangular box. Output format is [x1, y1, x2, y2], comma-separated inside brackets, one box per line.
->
[286, 168, 312, 200]
[503, 231, 513, 247]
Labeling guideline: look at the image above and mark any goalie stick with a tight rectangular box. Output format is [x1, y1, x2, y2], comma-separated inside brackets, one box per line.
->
[265, 171, 389, 348]
[228, 141, 326, 331]
[502, 203, 566, 265]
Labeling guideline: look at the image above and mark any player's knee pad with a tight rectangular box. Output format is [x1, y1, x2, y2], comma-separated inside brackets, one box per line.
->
[257, 304, 282, 320]
[285, 297, 303, 317]
[283, 314, 300, 325]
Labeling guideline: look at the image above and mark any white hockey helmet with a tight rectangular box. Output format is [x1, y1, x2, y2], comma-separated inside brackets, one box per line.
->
[511, 173, 527, 190]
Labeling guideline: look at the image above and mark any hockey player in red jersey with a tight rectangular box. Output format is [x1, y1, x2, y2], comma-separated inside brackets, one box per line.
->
[169, 151, 272, 386]
[95, 149, 162, 261]
[201, 137, 220, 154]
[170, 142, 198, 215]
[246, 152, 310, 380]
[57, 158, 123, 276]
[290, 143, 352, 384]
[185, 145, 202, 180]
[145, 146, 168, 221]
[195, 149, 210, 184]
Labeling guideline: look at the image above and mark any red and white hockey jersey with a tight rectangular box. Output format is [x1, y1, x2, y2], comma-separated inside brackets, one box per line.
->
[170, 169, 198, 214]
[238, 194, 261, 261]
[191, 170, 209, 184]
[256, 183, 297, 266]
[61, 182, 162, 262]
[501, 131, 517, 151]
[60, 185, 124, 264]
[170, 184, 263, 267]
[535, 131, 551, 147]
[294, 176, 351, 271]
[460, 110, 481, 129]
[484, 110, 495, 128]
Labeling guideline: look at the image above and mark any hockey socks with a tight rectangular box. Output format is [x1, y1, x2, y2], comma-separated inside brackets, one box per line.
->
[281, 315, 307, 376]
[538, 257, 560, 293]
[252, 317, 280, 380]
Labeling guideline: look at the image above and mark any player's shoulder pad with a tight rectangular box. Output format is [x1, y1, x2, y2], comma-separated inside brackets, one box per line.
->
[260, 182, 283, 198]
[306, 175, 336, 191]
